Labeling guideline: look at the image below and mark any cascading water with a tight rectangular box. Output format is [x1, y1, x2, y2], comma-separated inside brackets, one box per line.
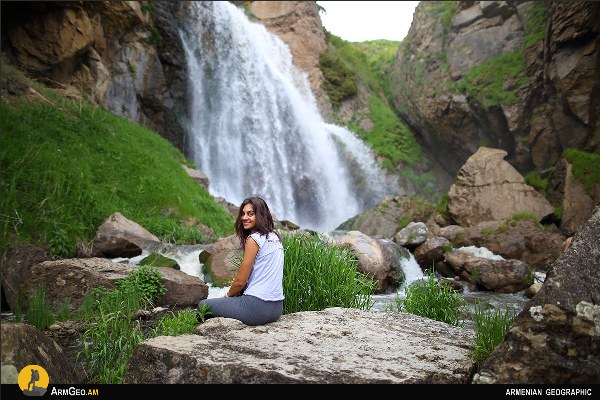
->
[179, 1, 396, 232]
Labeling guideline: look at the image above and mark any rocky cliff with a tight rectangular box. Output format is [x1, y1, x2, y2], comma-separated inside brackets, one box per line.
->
[1, 0, 188, 152]
[2, 1, 598, 232]
[388, 1, 600, 179]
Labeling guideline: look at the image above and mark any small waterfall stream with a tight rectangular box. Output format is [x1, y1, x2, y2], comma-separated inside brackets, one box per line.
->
[179, 1, 396, 232]
[121, 243, 530, 322]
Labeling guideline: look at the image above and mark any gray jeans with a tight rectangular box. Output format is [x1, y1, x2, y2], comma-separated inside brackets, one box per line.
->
[198, 295, 283, 326]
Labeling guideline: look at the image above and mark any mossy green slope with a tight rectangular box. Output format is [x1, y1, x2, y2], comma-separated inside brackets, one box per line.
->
[1, 69, 234, 257]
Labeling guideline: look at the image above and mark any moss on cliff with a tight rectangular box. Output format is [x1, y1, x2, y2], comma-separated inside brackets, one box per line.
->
[563, 149, 600, 196]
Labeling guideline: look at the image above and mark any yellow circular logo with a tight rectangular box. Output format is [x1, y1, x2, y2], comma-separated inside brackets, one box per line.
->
[17, 365, 49, 396]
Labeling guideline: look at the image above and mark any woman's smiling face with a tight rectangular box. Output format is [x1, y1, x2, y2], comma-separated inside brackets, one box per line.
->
[241, 203, 256, 231]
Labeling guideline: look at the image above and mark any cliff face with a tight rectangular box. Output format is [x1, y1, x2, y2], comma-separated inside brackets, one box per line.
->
[2, 0, 597, 217]
[0, 1, 188, 152]
[388, 1, 600, 179]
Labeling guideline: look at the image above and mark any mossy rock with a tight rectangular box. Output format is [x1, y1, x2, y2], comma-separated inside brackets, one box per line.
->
[139, 253, 180, 270]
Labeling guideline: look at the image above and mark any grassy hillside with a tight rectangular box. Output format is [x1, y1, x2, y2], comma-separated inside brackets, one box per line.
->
[1, 63, 234, 258]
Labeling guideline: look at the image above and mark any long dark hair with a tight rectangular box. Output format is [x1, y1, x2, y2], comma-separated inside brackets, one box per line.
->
[235, 196, 280, 248]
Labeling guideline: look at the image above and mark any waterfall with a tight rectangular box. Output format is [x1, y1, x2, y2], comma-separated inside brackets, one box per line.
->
[179, 1, 396, 232]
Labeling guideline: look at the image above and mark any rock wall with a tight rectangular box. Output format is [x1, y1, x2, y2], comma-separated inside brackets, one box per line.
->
[388, 1, 600, 181]
[0, 1, 188, 152]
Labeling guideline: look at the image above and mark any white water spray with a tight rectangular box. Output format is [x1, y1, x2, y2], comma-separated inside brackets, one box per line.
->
[180, 1, 396, 231]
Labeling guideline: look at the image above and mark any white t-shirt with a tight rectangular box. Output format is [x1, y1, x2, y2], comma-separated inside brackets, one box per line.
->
[244, 231, 284, 301]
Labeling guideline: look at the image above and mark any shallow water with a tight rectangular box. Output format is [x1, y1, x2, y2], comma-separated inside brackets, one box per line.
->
[118, 243, 535, 327]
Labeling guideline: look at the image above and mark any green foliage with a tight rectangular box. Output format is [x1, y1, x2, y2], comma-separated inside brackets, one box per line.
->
[140, 1, 155, 14]
[54, 299, 72, 322]
[142, 216, 216, 244]
[152, 308, 204, 336]
[563, 148, 600, 196]
[349, 96, 422, 171]
[481, 227, 493, 237]
[425, 1, 457, 32]
[77, 267, 162, 383]
[524, 3, 548, 48]
[524, 170, 549, 193]
[144, 27, 164, 48]
[495, 225, 509, 234]
[79, 306, 144, 384]
[508, 212, 540, 225]
[391, 272, 465, 327]
[0, 69, 234, 257]
[398, 216, 410, 229]
[196, 303, 213, 323]
[436, 192, 450, 219]
[553, 207, 563, 222]
[471, 303, 516, 366]
[282, 233, 376, 314]
[454, 50, 528, 108]
[115, 265, 166, 305]
[442, 242, 453, 253]
[319, 46, 357, 108]
[48, 227, 72, 258]
[24, 286, 55, 330]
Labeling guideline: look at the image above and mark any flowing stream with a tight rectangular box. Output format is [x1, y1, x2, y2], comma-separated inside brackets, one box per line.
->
[124, 243, 531, 327]
[179, 1, 397, 232]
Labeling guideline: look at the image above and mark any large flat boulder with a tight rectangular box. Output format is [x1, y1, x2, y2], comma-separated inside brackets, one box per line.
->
[124, 307, 475, 383]
[27, 258, 207, 311]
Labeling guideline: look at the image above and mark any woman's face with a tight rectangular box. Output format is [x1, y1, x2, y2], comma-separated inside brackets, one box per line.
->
[241, 203, 256, 231]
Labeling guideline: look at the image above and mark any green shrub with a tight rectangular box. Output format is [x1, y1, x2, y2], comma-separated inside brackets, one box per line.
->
[320, 46, 357, 108]
[282, 233, 376, 314]
[115, 265, 166, 305]
[78, 305, 144, 384]
[77, 267, 163, 383]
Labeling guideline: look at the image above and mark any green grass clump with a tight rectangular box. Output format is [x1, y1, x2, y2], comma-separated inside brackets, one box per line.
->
[388, 272, 465, 327]
[425, 1, 457, 33]
[115, 265, 166, 304]
[152, 308, 206, 337]
[524, 170, 549, 192]
[22, 286, 55, 330]
[562, 148, 600, 196]
[524, 3, 548, 48]
[508, 212, 541, 226]
[471, 303, 516, 366]
[282, 233, 376, 314]
[0, 68, 234, 258]
[77, 266, 165, 383]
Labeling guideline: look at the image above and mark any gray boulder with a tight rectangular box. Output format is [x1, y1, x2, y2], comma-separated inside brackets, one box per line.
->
[124, 307, 475, 384]
[1, 322, 80, 384]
